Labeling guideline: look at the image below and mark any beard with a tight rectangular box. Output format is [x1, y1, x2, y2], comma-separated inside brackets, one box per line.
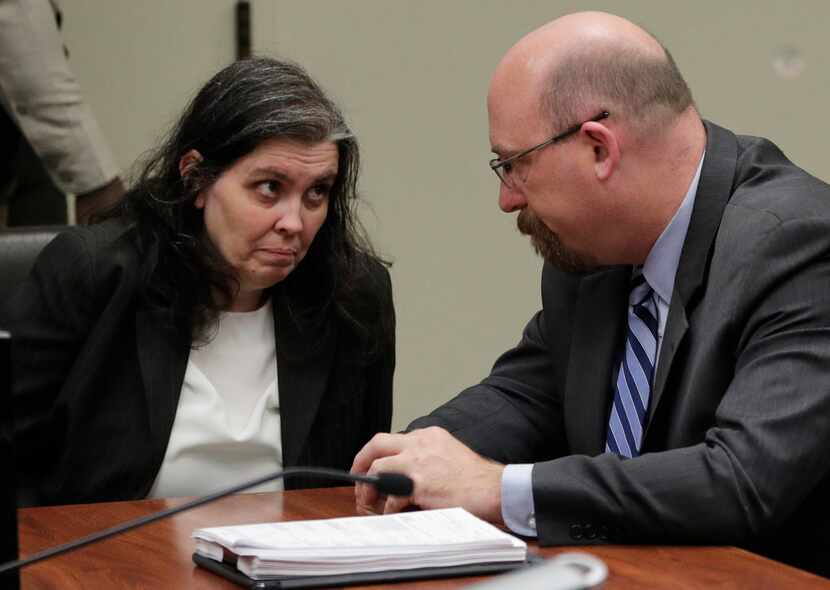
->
[516, 208, 598, 274]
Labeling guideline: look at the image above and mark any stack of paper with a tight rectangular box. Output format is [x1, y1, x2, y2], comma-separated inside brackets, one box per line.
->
[192, 508, 527, 580]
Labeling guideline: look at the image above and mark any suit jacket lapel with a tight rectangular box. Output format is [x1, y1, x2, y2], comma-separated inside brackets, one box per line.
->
[645, 121, 738, 430]
[274, 292, 336, 468]
[565, 266, 630, 455]
[135, 307, 189, 459]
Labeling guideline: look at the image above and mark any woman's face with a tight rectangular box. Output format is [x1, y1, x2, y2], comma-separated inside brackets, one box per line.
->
[190, 138, 338, 311]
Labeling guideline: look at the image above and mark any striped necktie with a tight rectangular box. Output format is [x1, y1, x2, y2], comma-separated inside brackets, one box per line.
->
[606, 273, 659, 458]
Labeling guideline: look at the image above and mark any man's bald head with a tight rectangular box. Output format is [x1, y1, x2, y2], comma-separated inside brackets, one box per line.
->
[488, 12, 705, 270]
[491, 11, 694, 137]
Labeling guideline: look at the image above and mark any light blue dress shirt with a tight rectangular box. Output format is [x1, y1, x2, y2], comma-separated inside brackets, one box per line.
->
[502, 153, 705, 536]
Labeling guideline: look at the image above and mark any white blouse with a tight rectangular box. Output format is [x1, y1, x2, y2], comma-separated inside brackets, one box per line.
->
[147, 301, 282, 498]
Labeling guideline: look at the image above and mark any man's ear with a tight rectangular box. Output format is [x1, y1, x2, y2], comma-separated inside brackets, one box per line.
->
[179, 149, 205, 207]
[582, 122, 619, 181]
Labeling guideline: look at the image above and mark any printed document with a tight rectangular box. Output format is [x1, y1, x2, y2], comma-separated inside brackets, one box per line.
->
[192, 507, 527, 579]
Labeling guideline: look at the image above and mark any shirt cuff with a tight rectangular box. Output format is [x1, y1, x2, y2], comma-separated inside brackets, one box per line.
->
[501, 463, 537, 537]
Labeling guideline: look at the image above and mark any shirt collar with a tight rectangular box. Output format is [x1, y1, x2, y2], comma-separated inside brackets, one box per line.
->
[642, 152, 705, 304]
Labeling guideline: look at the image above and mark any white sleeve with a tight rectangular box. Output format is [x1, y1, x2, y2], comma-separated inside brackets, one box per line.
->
[501, 463, 538, 537]
[0, 0, 119, 195]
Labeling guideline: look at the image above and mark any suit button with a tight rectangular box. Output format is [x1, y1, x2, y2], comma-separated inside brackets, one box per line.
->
[598, 525, 610, 541]
[584, 523, 597, 539]
[569, 524, 583, 540]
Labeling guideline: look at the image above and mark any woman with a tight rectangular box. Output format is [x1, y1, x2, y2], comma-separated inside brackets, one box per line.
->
[6, 58, 395, 505]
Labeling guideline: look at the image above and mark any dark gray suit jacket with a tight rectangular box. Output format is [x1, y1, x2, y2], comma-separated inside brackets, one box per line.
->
[411, 121, 830, 576]
[7, 221, 395, 506]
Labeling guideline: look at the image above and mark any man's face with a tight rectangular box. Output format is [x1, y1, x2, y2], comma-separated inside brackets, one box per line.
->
[488, 81, 600, 273]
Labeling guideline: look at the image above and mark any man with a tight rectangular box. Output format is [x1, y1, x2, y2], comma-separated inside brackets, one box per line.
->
[0, 0, 123, 226]
[352, 11, 830, 577]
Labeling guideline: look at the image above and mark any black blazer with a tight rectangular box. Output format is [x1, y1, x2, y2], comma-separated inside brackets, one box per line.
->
[6, 221, 395, 505]
[411, 121, 830, 577]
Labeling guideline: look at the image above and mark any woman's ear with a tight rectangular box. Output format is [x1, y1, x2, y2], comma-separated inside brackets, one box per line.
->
[582, 122, 619, 181]
[179, 149, 205, 207]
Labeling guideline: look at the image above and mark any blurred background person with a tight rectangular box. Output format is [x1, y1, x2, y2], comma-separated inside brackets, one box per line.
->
[0, 0, 123, 227]
[5, 57, 395, 505]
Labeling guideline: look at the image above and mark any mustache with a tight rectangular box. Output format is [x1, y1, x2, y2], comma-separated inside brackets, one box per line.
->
[516, 208, 596, 274]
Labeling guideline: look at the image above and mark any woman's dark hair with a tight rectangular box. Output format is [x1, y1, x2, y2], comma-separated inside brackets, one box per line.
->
[110, 57, 388, 358]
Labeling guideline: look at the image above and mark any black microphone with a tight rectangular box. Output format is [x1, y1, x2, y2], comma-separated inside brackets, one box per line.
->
[0, 466, 413, 575]
[369, 471, 413, 496]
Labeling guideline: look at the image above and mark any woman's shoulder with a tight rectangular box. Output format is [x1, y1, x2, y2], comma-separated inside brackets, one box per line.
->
[39, 219, 141, 285]
[345, 252, 394, 341]
[353, 252, 392, 295]
[45, 218, 132, 251]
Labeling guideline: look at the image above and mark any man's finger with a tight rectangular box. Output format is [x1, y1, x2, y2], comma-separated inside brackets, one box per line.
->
[383, 493, 413, 514]
[355, 480, 389, 514]
[356, 489, 387, 516]
[354, 450, 404, 510]
[354, 481, 379, 512]
[350, 432, 410, 475]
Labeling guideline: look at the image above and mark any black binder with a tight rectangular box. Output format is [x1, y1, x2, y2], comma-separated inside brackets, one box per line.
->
[193, 551, 542, 589]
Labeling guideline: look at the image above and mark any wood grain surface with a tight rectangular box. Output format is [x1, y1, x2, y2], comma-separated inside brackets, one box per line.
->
[17, 487, 830, 589]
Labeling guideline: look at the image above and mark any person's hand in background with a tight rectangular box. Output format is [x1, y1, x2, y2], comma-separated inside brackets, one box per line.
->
[75, 177, 125, 224]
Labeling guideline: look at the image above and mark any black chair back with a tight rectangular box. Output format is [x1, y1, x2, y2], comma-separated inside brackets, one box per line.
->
[0, 226, 61, 312]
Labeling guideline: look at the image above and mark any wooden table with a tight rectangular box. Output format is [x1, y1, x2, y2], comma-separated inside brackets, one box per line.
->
[17, 487, 830, 589]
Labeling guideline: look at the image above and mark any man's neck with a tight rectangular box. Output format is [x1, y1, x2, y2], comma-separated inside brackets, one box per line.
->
[624, 112, 706, 265]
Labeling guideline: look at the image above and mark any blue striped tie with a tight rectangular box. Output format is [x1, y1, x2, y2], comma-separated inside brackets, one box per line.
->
[606, 273, 658, 458]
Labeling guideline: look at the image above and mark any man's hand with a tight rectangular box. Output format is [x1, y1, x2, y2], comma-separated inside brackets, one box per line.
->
[350, 426, 505, 524]
[75, 177, 125, 224]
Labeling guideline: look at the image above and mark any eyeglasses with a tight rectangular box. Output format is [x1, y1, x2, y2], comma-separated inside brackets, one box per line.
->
[489, 111, 610, 189]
